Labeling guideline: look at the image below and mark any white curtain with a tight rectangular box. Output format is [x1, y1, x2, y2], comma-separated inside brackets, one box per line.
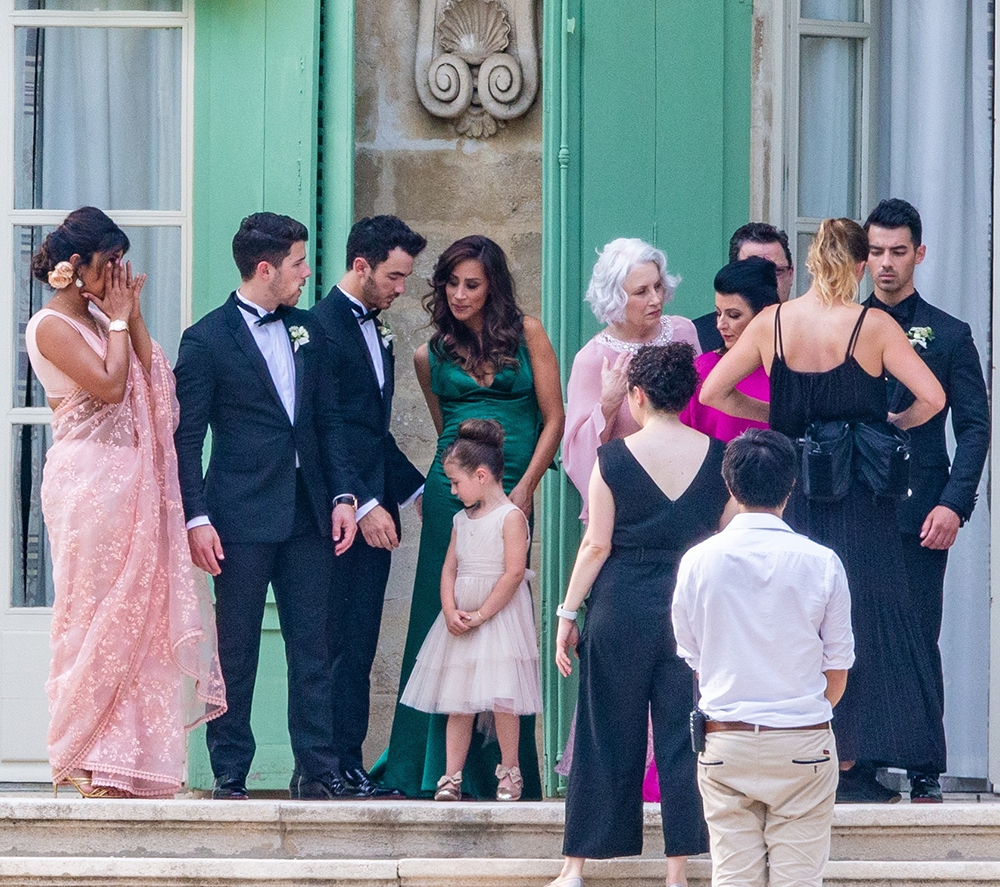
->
[875, 1, 993, 781]
[37, 26, 183, 359]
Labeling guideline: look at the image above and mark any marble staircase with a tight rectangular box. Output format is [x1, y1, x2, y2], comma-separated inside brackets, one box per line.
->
[0, 798, 997, 885]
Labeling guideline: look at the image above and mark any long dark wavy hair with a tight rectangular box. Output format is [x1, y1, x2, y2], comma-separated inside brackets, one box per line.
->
[424, 235, 524, 379]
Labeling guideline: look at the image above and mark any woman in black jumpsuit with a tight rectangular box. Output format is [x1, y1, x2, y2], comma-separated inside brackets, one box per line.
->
[549, 343, 731, 887]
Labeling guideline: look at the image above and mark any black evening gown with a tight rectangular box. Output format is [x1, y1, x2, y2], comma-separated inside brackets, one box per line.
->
[769, 305, 946, 773]
[563, 437, 729, 859]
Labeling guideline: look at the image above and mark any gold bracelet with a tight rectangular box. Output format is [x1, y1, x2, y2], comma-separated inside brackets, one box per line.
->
[477, 609, 485, 623]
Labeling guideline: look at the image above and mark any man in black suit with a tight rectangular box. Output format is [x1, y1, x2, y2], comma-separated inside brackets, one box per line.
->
[693, 223, 795, 352]
[310, 216, 427, 797]
[174, 212, 359, 800]
[863, 198, 990, 803]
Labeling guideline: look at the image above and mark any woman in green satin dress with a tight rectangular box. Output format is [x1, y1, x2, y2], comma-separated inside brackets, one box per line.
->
[376, 235, 564, 799]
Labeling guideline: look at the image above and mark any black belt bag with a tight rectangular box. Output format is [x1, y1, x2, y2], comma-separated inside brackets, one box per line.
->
[797, 419, 910, 502]
[798, 420, 852, 502]
[853, 419, 911, 499]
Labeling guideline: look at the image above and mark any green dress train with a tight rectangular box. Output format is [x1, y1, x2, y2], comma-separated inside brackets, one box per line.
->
[373, 340, 544, 799]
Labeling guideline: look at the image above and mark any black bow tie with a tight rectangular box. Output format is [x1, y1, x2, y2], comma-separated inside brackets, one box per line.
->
[871, 293, 918, 328]
[350, 302, 381, 324]
[236, 296, 287, 326]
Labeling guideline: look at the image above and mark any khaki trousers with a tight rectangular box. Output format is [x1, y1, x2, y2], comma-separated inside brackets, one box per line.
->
[697, 727, 838, 887]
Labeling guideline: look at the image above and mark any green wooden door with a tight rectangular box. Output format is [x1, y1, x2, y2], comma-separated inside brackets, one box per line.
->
[540, 0, 752, 797]
[187, 0, 353, 792]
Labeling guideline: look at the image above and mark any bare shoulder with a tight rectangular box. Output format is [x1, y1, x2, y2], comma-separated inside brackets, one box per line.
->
[522, 314, 550, 341]
[413, 342, 430, 367]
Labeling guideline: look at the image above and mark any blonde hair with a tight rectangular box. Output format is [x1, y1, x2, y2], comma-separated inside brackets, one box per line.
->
[805, 218, 868, 306]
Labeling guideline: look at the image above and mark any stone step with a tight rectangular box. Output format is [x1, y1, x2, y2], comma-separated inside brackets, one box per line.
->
[0, 858, 999, 887]
[0, 799, 998, 862]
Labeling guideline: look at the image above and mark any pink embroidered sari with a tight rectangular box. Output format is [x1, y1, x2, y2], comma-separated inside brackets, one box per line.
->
[36, 314, 226, 796]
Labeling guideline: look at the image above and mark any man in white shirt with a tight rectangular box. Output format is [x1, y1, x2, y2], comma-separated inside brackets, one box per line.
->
[672, 429, 854, 887]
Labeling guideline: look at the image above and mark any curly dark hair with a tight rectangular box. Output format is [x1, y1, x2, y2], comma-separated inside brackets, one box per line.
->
[423, 235, 524, 379]
[31, 206, 130, 286]
[626, 343, 698, 413]
[442, 418, 506, 480]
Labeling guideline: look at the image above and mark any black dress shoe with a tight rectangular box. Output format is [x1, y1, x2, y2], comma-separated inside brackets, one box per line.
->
[909, 773, 943, 803]
[342, 766, 405, 799]
[835, 764, 901, 804]
[296, 770, 350, 800]
[212, 775, 249, 800]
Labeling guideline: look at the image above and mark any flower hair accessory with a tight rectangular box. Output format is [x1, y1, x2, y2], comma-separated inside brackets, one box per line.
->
[47, 261, 75, 290]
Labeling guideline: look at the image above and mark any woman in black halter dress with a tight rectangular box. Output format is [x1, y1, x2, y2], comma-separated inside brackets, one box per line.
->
[700, 219, 946, 802]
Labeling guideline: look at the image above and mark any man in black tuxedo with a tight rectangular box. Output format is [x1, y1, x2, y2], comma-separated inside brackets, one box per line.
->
[174, 212, 359, 800]
[310, 215, 427, 797]
[863, 198, 990, 803]
[693, 223, 795, 353]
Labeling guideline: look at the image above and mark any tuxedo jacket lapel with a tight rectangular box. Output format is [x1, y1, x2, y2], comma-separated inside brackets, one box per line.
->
[285, 316, 306, 424]
[381, 338, 394, 421]
[225, 295, 289, 418]
[333, 289, 385, 404]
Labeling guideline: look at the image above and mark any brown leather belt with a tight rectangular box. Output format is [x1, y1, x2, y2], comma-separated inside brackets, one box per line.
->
[706, 720, 830, 733]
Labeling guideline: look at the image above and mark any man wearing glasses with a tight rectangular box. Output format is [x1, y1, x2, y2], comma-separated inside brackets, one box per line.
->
[693, 223, 795, 352]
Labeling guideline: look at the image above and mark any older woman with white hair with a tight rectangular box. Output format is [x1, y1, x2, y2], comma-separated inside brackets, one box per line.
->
[563, 238, 699, 522]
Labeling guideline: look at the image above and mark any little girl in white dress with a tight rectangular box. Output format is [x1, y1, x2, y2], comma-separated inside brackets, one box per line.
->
[400, 419, 542, 801]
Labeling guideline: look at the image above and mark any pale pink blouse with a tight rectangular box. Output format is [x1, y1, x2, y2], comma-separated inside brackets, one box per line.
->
[562, 314, 700, 521]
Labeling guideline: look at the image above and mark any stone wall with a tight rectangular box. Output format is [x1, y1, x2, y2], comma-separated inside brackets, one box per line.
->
[354, 0, 544, 766]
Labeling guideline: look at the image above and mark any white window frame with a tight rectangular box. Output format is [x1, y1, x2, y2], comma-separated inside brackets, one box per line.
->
[750, 0, 876, 289]
[753, 0, 999, 792]
[0, 5, 193, 601]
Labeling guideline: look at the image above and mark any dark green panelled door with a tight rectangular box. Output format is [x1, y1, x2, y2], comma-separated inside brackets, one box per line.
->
[188, 0, 353, 792]
[540, 0, 752, 796]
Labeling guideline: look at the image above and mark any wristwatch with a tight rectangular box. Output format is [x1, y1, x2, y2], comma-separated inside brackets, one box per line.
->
[108, 319, 129, 332]
[333, 494, 358, 510]
[556, 604, 579, 621]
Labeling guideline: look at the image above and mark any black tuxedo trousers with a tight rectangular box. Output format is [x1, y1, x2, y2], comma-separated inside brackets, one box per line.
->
[206, 472, 337, 782]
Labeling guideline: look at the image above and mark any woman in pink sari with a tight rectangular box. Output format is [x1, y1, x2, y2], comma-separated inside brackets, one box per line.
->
[25, 207, 226, 798]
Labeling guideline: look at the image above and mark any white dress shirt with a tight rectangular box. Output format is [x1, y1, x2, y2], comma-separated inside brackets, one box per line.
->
[341, 289, 385, 391]
[186, 290, 297, 531]
[671, 511, 855, 727]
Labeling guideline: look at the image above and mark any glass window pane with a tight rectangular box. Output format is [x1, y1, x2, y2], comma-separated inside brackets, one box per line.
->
[14, 224, 183, 407]
[795, 232, 814, 300]
[798, 37, 860, 219]
[14, 26, 182, 210]
[12, 424, 54, 608]
[16, 1, 180, 8]
[800, 0, 863, 22]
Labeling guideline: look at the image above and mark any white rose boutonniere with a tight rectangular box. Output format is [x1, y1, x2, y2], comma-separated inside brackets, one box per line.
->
[378, 318, 394, 347]
[288, 325, 310, 352]
[907, 326, 934, 350]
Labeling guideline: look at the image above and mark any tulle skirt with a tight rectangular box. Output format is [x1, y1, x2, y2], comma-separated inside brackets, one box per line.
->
[401, 573, 542, 715]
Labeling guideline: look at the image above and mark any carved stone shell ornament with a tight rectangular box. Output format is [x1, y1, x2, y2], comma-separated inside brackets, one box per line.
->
[415, 0, 538, 139]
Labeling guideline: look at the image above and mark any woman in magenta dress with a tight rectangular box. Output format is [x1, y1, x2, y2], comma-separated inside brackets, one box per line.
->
[680, 256, 780, 441]
[26, 207, 226, 798]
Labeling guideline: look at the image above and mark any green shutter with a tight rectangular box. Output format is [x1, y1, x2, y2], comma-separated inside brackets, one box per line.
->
[540, 0, 751, 797]
[188, 0, 353, 792]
